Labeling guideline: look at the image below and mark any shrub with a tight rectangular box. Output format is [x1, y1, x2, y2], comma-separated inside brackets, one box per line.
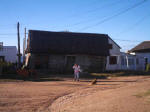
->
[0, 62, 17, 74]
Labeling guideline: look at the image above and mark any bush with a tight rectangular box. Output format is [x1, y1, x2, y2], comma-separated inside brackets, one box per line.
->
[146, 64, 150, 72]
[0, 62, 17, 74]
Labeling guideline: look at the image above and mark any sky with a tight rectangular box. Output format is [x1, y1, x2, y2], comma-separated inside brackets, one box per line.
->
[0, 0, 150, 53]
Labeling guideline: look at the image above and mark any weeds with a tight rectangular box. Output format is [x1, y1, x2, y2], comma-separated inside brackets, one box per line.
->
[135, 90, 150, 98]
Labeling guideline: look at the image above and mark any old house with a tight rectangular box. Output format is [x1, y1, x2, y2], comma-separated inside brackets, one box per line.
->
[106, 37, 121, 70]
[129, 41, 150, 69]
[0, 42, 17, 63]
[25, 30, 120, 73]
[106, 52, 145, 71]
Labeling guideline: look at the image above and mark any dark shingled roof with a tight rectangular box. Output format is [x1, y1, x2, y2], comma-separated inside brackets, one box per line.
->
[26, 30, 112, 56]
[130, 41, 150, 53]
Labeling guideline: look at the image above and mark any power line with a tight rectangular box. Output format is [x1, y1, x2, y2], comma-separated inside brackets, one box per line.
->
[0, 33, 28, 35]
[70, 0, 122, 18]
[66, 2, 123, 29]
[52, 0, 123, 29]
[0, 33, 17, 35]
[115, 12, 150, 36]
[77, 0, 147, 31]
[0, 24, 16, 26]
[113, 38, 143, 42]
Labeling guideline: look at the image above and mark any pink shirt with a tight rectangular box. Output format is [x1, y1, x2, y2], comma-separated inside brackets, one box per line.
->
[73, 65, 80, 73]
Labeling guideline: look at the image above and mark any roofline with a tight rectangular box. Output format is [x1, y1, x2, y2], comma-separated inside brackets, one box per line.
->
[28, 30, 121, 48]
[129, 41, 150, 52]
[107, 36, 121, 49]
[28, 29, 109, 36]
[2, 46, 17, 47]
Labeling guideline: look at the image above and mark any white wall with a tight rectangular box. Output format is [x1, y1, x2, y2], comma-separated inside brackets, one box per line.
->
[135, 53, 150, 63]
[106, 39, 145, 71]
[119, 55, 145, 71]
[0, 46, 17, 63]
[109, 38, 120, 56]
[106, 38, 121, 70]
[106, 53, 145, 71]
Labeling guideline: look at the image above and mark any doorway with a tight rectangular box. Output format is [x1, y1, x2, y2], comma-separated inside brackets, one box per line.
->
[65, 56, 76, 73]
[0, 56, 5, 62]
[145, 58, 148, 70]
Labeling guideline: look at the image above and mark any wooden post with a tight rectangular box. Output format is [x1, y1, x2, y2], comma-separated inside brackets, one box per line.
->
[17, 22, 21, 68]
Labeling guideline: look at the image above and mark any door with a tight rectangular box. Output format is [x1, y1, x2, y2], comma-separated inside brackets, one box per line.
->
[0, 56, 5, 62]
[145, 58, 148, 70]
[65, 56, 76, 73]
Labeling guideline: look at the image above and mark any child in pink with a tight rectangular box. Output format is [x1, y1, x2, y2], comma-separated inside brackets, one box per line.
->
[73, 64, 80, 81]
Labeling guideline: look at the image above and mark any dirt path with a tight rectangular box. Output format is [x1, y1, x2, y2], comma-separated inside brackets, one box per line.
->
[50, 76, 150, 112]
[0, 76, 150, 112]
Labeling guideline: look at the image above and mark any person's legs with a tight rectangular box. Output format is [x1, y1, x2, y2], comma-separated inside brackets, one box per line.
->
[76, 72, 79, 81]
[74, 73, 77, 81]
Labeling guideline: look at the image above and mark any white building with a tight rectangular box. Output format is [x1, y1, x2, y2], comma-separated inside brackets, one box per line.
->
[106, 38, 121, 70]
[129, 41, 150, 70]
[0, 43, 17, 63]
[106, 40, 145, 71]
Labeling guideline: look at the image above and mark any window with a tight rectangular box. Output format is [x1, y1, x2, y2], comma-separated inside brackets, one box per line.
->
[109, 44, 113, 49]
[109, 56, 117, 64]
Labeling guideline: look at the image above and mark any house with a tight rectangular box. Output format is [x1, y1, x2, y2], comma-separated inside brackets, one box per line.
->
[106, 52, 145, 71]
[0, 42, 17, 63]
[129, 41, 150, 69]
[25, 30, 121, 73]
[106, 37, 121, 70]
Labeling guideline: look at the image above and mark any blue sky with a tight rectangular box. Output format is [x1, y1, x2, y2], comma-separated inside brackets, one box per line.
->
[0, 0, 150, 52]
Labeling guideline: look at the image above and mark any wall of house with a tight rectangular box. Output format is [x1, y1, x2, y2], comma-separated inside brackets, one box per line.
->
[135, 57, 145, 70]
[106, 55, 120, 70]
[106, 38, 121, 70]
[106, 53, 145, 71]
[75, 55, 106, 73]
[108, 38, 120, 56]
[0, 46, 17, 63]
[135, 53, 150, 64]
[105, 38, 145, 71]
[119, 55, 135, 70]
[28, 54, 106, 73]
[119, 55, 145, 71]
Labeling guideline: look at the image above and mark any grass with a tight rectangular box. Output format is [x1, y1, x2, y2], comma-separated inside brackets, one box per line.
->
[135, 90, 150, 98]
[91, 71, 150, 78]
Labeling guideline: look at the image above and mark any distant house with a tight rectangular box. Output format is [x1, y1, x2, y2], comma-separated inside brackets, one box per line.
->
[129, 41, 150, 69]
[0, 42, 17, 63]
[106, 41, 150, 71]
[25, 30, 120, 73]
[106, 52, 145, 71]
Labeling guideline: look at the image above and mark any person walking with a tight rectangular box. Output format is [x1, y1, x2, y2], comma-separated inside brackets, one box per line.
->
[73, 64, 80, 81]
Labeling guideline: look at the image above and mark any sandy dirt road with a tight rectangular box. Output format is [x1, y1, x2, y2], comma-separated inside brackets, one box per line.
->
[0, 76, 150, 112]
[50, 76, 150, 112]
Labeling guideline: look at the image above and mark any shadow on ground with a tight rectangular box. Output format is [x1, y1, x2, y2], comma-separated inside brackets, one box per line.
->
[0, 70, 150, 82]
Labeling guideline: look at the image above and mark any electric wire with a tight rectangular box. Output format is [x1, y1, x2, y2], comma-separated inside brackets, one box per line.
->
[77, 0, 147, 31]
[115, 12, 150, 36]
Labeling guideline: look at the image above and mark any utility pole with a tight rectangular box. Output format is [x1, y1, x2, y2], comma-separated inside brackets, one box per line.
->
[24, 27, 26, 49]
[23, 27, 26, 63]
[17, 22, 21, 68]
